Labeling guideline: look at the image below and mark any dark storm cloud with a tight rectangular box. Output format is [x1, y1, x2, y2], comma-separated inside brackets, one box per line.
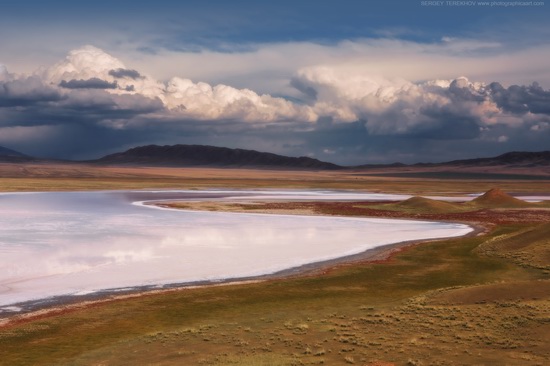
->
[296, 122, 468, 165]
[59, 78, 118, 90]
[2, 55, 550, 164]
[108, 68, 143, 80]
[409, 116, 480, 140]
[414, 106, 481, 140]
[0, 86, 168, 159]
[0, 76, 62, 107]
[7, 123, 159, 160]
[54, 90, 165, 123]
[360, 99, 482, 140]
[489, 82, 550, 115]
[0, 88, 164, 129]
[295, 119, 549, 165]
[306, 119, 368, 147]
[445, 78, 485, 103]
[282, 73, 550, 163]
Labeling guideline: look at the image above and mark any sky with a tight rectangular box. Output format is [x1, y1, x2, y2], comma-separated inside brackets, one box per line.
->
[0, 0, 549, 164]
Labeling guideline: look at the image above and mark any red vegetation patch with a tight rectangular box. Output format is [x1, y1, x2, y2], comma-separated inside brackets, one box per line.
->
[250, 201, 550, 225]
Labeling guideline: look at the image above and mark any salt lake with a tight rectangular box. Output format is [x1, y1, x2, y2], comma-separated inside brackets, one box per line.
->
[0, 190, 473, 312]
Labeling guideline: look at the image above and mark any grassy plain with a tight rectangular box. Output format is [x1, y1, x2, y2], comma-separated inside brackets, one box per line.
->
[1, 162, 550, 194]
[1, 163, 550, 365]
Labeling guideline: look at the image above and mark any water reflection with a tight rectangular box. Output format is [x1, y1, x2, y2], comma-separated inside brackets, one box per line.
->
[0, 190, 472, 309]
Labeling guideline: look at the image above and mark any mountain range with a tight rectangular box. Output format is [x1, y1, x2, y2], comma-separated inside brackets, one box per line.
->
[1, 144, 549, 172]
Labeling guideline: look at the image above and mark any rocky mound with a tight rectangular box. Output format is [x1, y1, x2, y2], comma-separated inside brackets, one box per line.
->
[395, 196, 462, 213]
[470, 188, 530, 208]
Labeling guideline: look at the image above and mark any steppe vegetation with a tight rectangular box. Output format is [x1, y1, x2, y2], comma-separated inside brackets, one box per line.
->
[1, 164, 549, 365]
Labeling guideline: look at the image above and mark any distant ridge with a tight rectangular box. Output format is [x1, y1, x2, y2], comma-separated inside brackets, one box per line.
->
[0, 146, 33, 162]
[92, 146, 550, 172]
[427, 151, 550, 168]
[355, 151, 550, 169]
[94, 144, 342, 170]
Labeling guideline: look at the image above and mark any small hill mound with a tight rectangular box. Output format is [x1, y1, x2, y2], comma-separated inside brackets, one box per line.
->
[470, 188, 530, 208]
[395, 196, 463, 213]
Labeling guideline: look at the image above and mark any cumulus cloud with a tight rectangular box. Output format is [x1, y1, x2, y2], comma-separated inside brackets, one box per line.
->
[0, 45, 549, 163]
[489, 82, 550, 115]
[37, 46, 315, 124]
[291, 67, 550, 138]
[162, 77, 315, 122]
[0, 75, 62, 107]
[44, 46, 127, 82]
[118, 38, 550, 96]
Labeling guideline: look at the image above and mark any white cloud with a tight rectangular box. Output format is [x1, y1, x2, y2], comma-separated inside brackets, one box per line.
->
[43, 45, 166, 99]
[35, 46, 316, 124]
[44, 45, 126, 82]
[3, 36, 549, 127]
[5, 36, 539, 94]
[162, 77, 315, 122]
[118, 38, 550, 95]
[1, 45, 550, 142]
[0, 64, 8, 81]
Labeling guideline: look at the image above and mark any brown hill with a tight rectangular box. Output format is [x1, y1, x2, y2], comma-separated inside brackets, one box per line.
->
[470, 188, 530, 208]
[376, 189, 537, 214]
[93, 144, 342, 170]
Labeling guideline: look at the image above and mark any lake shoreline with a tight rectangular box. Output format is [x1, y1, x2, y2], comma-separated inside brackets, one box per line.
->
[0, 212, 484, 328]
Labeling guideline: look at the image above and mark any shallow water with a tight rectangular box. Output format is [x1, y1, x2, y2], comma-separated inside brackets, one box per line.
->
[0, 190, 473, 311]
